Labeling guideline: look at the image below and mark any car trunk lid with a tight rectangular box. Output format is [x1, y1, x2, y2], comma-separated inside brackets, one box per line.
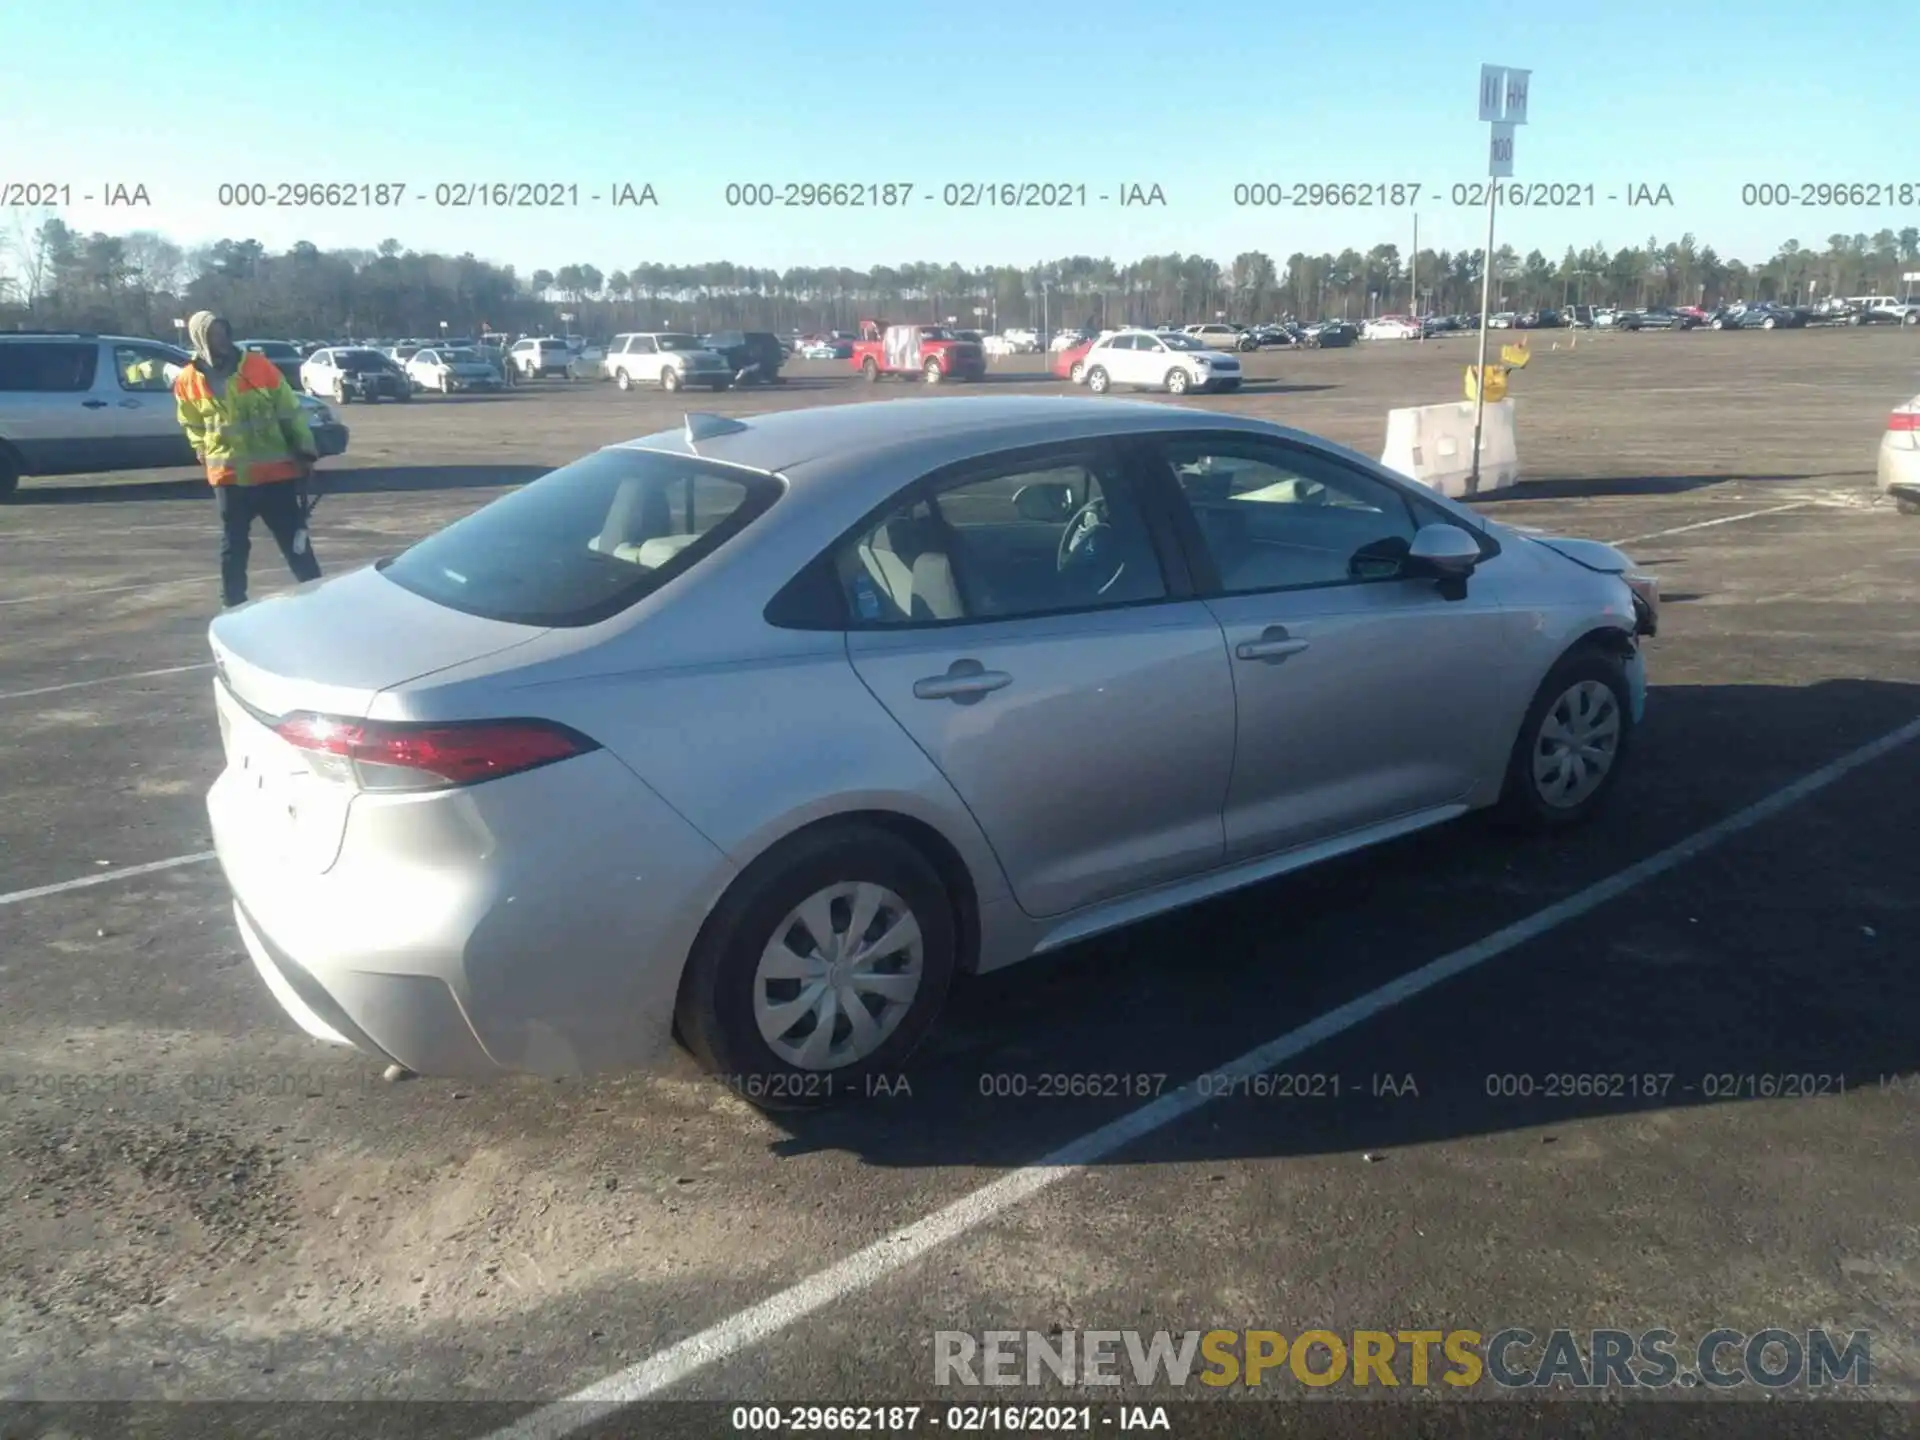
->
[208, 566, 548, 873]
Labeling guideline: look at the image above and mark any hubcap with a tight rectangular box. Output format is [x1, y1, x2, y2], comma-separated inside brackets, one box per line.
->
[1169, 372, 1187, 392]
[1531, 679, 1621, 808]
[753, 882, 924, 1070]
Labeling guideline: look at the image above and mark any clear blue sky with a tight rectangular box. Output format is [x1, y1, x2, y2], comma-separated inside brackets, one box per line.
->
[4, 0, 1913, 276]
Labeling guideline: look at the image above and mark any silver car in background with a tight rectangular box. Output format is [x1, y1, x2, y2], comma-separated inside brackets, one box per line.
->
[206, 396, 1656, 1106]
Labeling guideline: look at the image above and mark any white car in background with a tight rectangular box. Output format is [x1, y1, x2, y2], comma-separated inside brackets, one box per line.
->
[1182, 323, 1244, 351]
[404, 346, 503, 394]
[1080, 327, 1243, 395]
[1881, 390, 1920, 514]
[1362, 316, 1421, 340]
[981, 335, 1018, 357]
[605, 332, 733, 393]
[507, 336, 574, 380]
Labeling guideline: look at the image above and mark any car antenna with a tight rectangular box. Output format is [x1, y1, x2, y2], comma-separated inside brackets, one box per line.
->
[684, 412, 749, 452]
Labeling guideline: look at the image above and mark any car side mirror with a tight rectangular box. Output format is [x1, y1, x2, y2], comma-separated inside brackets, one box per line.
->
[1014, 482, 1077, 522]
[1406, 523, 1482, 597]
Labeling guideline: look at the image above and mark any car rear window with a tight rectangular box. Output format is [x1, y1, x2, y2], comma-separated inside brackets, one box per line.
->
[378, 447, 783, 627]
[0, 342, 99, 392]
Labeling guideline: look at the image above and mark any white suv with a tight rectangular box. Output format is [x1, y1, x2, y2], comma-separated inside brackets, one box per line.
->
[0, 332, 346, 501]
[506, 336, 575, 379]
[1080, 328, 1243, 396]
[605, 333, 732, 392]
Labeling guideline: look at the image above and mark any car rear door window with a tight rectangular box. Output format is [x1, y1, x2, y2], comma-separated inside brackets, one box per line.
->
[0, 342, 99, 392]
[835, 448, 1169, 625]
[1154, 437, 1423, 593]
[379, 448, 782, 627]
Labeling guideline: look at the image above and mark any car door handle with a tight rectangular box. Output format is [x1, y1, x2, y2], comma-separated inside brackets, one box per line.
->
[81, 399, 108, 409]
[117, 398, 143, 408]
[912, 661, 1012, 702]
[1235, 627, 1311, 662]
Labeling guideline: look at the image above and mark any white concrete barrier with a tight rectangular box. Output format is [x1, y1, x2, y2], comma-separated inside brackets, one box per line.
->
[1380, 399, 1520, 498]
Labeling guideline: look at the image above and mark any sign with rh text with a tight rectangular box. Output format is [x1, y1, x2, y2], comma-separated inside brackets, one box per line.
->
[1488, 123, 1516, 178]
[1478, 65, 1531, 124]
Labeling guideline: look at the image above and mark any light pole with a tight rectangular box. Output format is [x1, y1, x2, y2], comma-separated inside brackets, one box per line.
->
[1470, 62, 1528, 492]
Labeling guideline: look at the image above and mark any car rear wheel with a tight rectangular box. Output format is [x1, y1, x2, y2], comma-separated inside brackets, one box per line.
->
[862, 358, 880, 383]
[1711, 318, 1726, 330]
[1069, 361, 1086, 384]
[674, 824, 957, 1110]
[1086, 365, 1111, 394]
[1762, 317, 1777, 330]
[1166, 368, 1190, 394]
[924, 359, 943, 383]
[333, 380, 347, 404]
[1493, 648, 1633, 832]
[616, 370, 634, 392]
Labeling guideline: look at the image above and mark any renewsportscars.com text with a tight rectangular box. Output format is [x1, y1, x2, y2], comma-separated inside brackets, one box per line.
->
[934, 1328, 1872, 1390]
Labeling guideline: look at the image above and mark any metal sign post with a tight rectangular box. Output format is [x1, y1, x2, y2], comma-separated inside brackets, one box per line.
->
[1469, 65, 1528, 490]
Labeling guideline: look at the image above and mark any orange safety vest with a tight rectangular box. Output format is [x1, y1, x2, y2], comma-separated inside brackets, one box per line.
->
[172, 351, 316, 487]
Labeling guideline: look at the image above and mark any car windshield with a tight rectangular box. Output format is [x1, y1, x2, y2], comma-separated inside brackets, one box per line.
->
[442, 348, 481, 363]
[537, 340, 567, 352]
[656, 335, 700, 351]
[336, 350, 390, 372]
[918, 328, 954, 341]
[245, 342, 299, 359]
[380, 447, 783, 628]
[1159, 333, 1205, 350]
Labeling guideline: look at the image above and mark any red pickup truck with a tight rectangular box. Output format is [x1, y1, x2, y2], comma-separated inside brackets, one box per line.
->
[850, 321, 987, 384]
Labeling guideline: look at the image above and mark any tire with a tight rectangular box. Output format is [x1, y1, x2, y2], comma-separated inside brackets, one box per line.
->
[1166, 368, 1190, 395]
[1493, 647, 1634, 832]
[673, 823, 957, 1110]
[1851, 313, 1866, 327]
[1905, 312, 1920, 326]
[1068, 361, 1086, 384]
[334, 381, 347, 404]
[1762, 317, 1776, 330]
[862, 358, 880, 383]
[617, 369, 634, 392]
[0, 454, 19, 502]
[924, 359, 942, 384]
[1086, 365, 1110, 394]
[1896, 496, 1920, 516]
[662, 367, 683, 393]
[1711, 318, 1725, 330]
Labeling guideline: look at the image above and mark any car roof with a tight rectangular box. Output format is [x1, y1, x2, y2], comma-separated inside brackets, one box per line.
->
[615, 395, 1289, 476]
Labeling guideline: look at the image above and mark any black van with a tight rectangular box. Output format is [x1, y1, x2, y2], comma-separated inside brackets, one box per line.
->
[699, 331, 786, 384]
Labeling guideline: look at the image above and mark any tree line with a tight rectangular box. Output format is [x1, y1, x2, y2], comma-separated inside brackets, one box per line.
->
[4, 211, 1917, 341]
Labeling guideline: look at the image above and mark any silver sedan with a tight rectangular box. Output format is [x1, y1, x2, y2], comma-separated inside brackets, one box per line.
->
[206, 396, 1658, 1105]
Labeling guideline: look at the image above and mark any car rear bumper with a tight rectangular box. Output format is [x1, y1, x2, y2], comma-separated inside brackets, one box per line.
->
[210, 747, 736, 1079]
[311, 422, 349, 458]
[1879, 438, 1920, 498]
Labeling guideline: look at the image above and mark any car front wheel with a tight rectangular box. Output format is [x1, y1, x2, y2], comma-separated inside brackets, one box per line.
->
[1086, 365, 1110, 394]
[674, 824, 957, 1110]
[617, 370, 634, 391]
[662, 368, 682, 392]
[1494, 647, 1634, 831]
[1166, 368, 1190, 394]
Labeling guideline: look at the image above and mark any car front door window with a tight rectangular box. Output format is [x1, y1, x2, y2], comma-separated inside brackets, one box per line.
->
[1146, 433, 1520, 859]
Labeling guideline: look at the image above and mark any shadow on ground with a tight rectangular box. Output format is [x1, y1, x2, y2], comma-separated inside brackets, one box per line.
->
[1491, 472, 1864, 500]
[8, 466, 551, 505]
[745, 676, 1920, 1169]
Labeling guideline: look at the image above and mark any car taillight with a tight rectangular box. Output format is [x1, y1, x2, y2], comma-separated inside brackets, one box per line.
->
[273, 714, 599, 791]
[1888, 410, 1920, 433]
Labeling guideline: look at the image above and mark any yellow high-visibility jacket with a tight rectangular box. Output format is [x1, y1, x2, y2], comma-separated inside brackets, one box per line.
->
[173, 351, 316, 486]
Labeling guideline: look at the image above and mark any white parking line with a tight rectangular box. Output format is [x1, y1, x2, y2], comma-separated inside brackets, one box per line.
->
[480, 710, 1920, 1440]
[0, 662, 213, 702]
[1611, 501, 1810, 546]
[0, 851, 216, 908]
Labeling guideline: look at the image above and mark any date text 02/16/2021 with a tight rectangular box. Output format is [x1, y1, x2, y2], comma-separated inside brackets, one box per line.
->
[1229, 181, 1676, 208]
[720, 182, 1168, 208]
[209, 182, 659, 208]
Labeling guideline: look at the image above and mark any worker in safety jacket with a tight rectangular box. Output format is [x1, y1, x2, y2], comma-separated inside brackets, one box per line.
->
[173, 310, 323, 608]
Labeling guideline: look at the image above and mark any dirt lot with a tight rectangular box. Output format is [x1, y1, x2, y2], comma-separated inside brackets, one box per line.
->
[2, 325, 1918, 1431]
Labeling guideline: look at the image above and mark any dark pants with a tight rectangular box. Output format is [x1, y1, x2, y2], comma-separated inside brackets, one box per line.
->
[216, 479, 321, 607]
